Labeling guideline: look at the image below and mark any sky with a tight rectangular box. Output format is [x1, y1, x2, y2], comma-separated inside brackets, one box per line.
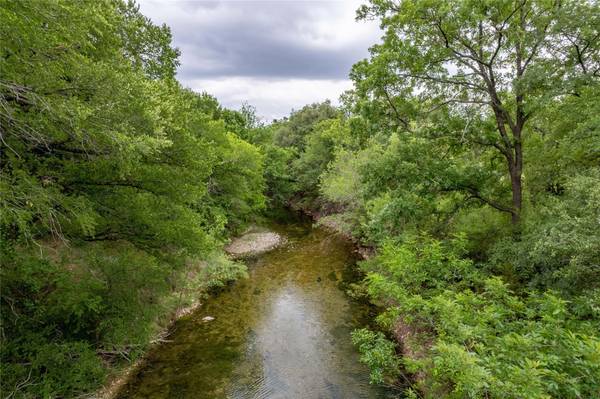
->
[137, 0, 382, 121]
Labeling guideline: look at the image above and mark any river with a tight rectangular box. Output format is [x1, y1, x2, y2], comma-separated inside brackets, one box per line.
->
[116, 219, 392, 399]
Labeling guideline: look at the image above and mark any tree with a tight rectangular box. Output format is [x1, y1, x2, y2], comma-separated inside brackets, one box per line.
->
[355, 0, 600, 224]
[273, 101, 339, 150]
[293, 117, 351, 199]
[0, 2, 265, 396]
[117, 0, 181, 80]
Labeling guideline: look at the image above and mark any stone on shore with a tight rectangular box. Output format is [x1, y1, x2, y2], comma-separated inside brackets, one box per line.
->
[225, 229, 283, 258]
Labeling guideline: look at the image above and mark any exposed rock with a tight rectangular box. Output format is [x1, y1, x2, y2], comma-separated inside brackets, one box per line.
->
[225, 229, 284, 258]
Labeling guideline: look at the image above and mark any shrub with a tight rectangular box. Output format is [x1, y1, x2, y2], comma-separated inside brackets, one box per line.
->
[355, 238, 600, 398]
[351, 329, 400, 385]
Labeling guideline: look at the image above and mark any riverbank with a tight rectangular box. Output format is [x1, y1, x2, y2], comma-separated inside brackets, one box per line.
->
[90, 252, 247, 398]
[288, 200, 376, 260]
[96, 227, 289, 398]
[94, 301, 205, 399]
[113, 220, 390, 398]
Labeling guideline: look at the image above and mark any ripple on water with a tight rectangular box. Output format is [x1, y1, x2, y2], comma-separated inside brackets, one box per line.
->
[117, 221, 393, 399]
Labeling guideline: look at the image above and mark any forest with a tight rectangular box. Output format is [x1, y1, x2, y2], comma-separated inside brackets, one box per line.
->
[1, 0, 599, 398]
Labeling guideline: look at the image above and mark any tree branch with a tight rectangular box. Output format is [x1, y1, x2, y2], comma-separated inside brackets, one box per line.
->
[461, 185, 515, 215]
[382, 87, 411, 130]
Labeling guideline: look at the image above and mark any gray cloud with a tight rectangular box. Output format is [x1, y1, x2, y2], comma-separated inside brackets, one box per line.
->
[178, 41, 367, 80]
[138, 0, 381, 119]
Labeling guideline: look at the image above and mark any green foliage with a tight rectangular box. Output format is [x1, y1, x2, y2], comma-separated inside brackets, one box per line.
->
[490, 169, 600, 294]
[273, 101, 338, 150]
[259, 101, 345, 209]
[351, 329, 400, 384]
[0, 1, 263, 396]
[261, 144, 297, 206]
[3, 340, 105, 399]
[117, 0, 181, 79]
[320, 147, 368, 207]
[0, 241, 167, 397]
[207, 132, 266, 231]
[293, 118, 351, 199]
[197, 252, 248, 292]
[363, 236, 474, 301]
[358, 239, 600, 398]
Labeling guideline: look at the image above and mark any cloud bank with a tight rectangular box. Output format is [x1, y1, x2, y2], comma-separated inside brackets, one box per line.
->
[137, 0, 381, 120]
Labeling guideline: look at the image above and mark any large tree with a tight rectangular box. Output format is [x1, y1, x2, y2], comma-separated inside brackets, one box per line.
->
[355, 0, 600, 224]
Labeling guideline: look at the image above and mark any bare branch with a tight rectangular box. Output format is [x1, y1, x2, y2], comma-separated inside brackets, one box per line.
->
[462, 186, 515, 215]
[382, 87, 411, 130]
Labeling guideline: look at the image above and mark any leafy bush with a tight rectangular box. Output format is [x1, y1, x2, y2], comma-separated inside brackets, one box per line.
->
[490, 170, 600, 294]
[351, 329, 400, 385]
[197, 252, 248, 292]
[2, 340, 105, 399]
[355, 238, 600, 398]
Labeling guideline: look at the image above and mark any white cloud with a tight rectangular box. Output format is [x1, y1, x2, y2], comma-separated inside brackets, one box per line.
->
[186, 77, 353, 121]
[137, 0, 381, 119]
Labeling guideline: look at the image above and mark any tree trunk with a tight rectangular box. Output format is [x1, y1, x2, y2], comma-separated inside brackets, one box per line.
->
[491, 109, 523, 225]
[509, 166, 522, 224]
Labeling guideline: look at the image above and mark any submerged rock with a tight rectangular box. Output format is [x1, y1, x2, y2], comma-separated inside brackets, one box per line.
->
[225, 229, 284, 258]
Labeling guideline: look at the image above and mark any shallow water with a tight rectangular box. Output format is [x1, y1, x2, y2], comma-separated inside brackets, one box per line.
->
[117, 220, 390, 399]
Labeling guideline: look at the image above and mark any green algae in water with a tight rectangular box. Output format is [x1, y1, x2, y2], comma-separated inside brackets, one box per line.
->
[117, 221, 392, 399]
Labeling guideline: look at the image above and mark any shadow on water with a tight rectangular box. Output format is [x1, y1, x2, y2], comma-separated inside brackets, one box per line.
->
[116, 218, 394, 399]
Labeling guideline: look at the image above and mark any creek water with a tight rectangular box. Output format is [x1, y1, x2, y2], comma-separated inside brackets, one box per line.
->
[117, 219, 391, 399]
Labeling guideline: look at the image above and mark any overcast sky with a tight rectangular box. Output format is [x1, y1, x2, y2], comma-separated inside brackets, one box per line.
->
[137, 0, 381, 121]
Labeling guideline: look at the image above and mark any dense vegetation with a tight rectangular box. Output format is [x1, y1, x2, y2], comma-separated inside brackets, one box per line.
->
[257, 0, 600, 398]
[1, 2, 264, 397]
[2, 0, 599, 398]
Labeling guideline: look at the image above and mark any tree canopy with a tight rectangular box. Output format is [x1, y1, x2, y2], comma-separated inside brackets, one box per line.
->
[1, 0, 599, 397]
[260, 1, 600, 397]
[1, 2, 263, 397]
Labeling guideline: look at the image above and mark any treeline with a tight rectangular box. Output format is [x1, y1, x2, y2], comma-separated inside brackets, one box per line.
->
[258, 1, 600, 398]
[1, 1, 265, 397]
[2, 0, 600, 398]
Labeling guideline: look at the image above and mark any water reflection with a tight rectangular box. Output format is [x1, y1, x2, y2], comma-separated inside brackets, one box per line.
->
[117, 222, 389, 399]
